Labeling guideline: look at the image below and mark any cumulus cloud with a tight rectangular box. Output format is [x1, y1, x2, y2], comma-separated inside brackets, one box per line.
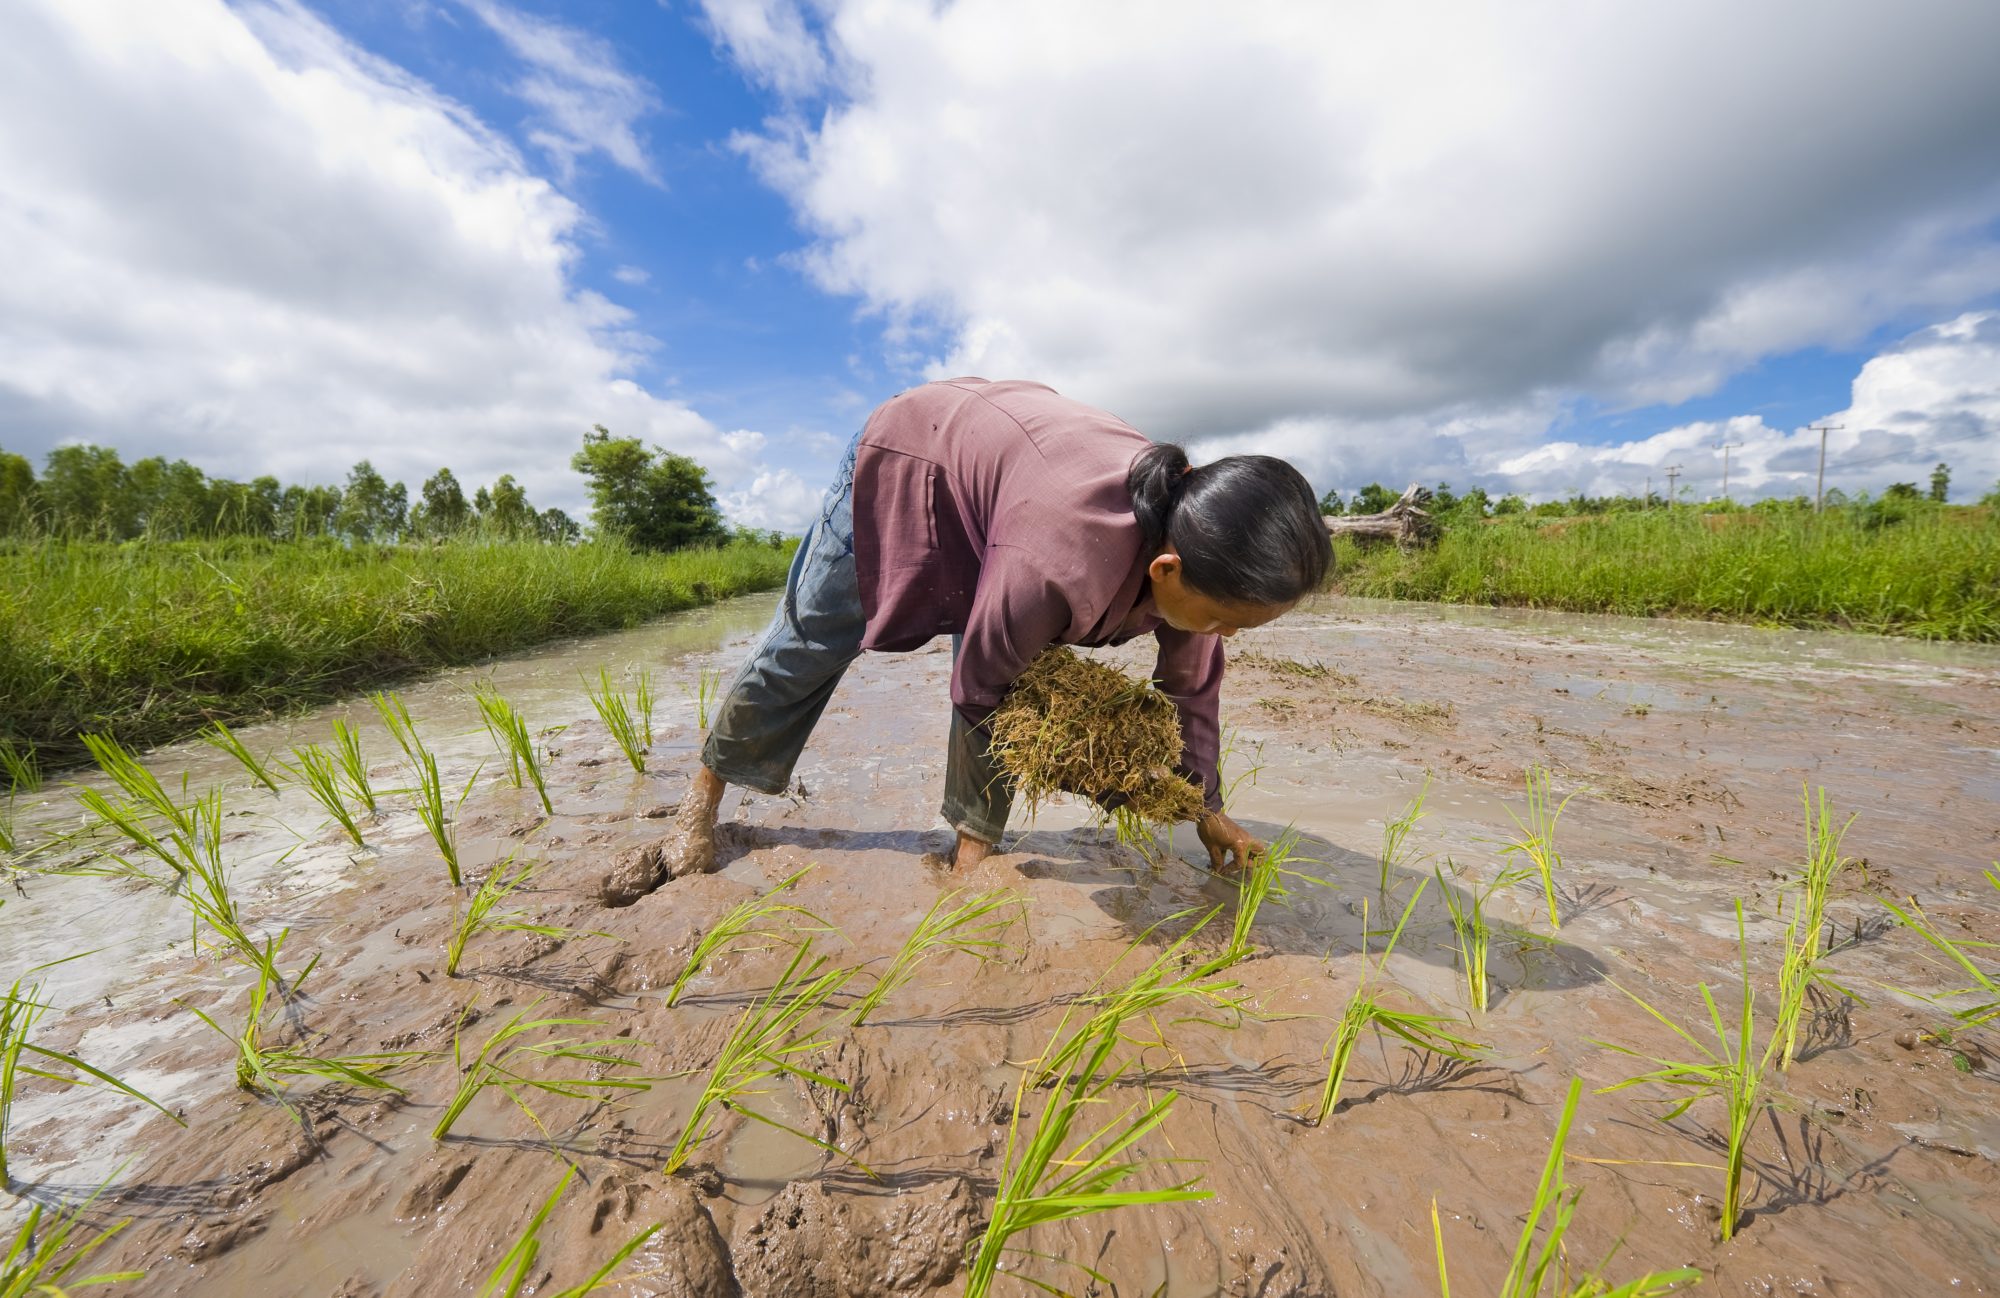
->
[719, 0, 2000, 494]
[0, 0, 818, 527]
[458, 0, 661, 183]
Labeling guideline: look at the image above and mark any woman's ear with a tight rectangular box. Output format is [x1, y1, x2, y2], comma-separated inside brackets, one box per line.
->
[1147, 551, 1181, 585]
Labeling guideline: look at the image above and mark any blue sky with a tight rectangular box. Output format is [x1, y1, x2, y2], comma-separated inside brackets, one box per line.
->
[2, 1, 1997, 526]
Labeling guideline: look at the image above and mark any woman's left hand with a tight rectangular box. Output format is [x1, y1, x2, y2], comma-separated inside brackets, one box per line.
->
[1196, 811, 1264, 875]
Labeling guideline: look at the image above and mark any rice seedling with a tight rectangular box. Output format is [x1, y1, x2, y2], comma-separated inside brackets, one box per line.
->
[331, 719, 378, 815]
[1, 1181, 143, 1293]
[664, 940, 867, 1176]
[848, 888, 1024, 1026]
[446, 853, 610, 977]
[200, 721, 280, 793]
[283, 743, 366, 847]
[432, 1000, 651, 1142]
[1379, 771, 1432, 890]
[691, 666, 718, 732]
[181, 936, 421, 1122]
[0, 803, 14, 860]
[1308, 881, 1482, 1125]
[375, 691, 476, 886]
[1879, 873, 2000, 1031]
[584, 668, 648, 774]
[1593, 900, 1768, 1241]
[966, 993, 1209, 1298]
[1031, 908, 1253, 1088]
[1222, 827, 1306, 965]
[1772, 787, 1860, 1070]
[1503, 765, 1577, 929]
[480, 1166, 661, 1298]
[636, 668, 657, 746]
[0, 742, 42, 795]
[3, 958, 182, 1191]
[473, 687, 552, 816]
[1436, 858, 1528, 1014]
[1429, 1077, 1701, 1297]
[666, 867, 828, 1007]
[73, 733, 195, 875]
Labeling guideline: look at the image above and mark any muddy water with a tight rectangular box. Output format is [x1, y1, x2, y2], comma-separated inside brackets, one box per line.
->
[3, 595, 1997, 1296]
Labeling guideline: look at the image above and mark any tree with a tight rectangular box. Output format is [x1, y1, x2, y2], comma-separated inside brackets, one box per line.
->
[1317, 487, 1343, 516]
[39, 444, 133, 539]
[1350, 482, 1397, 515]
[1492, 494, 1526, 516]
[1930, 462, 1950, 503]
[336, 460, 403, 542]
[537, 506, 580, 544]
[0, 449, 37, 536]
[571, 426, 727, 551]
[419, 467, 470, 536]
[1884, 481, 1921, 501]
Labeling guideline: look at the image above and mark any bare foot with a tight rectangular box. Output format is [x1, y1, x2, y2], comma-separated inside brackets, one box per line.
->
[950, 829, 992, 870]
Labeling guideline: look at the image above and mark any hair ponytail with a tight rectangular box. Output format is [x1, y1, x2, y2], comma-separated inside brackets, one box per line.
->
[1126, 442, 1331, 606]
[1126, 442, 1192, 550]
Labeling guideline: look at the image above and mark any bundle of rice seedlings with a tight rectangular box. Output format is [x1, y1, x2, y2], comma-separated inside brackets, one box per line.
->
[989, 649, 1205, 828]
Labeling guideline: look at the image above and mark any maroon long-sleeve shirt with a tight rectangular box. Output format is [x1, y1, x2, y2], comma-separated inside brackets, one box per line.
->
[851, 378, 1225, 810]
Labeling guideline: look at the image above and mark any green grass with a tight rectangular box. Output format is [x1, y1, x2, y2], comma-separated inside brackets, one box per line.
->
[330, 719, 377, 815]
[1328, 505, 2000, 641]
[1880, 865, 2000, 1031]
[1438, 858, 1512, 1013]
[666, 867, 827, 1007]
[473, 686, 552, 815]
[1380, 772, 1431, 890]
[1224, 827, 1303, 964]
[284, 743, 366, 847]
[447, 854, 607, 977]
[1773, 788, 1859, 1069]
[1430, 1077, 1700, 1297]
[0, 537, 796, 766]
[1502, 766, 1575, 930]
[431, 1000, 651, 1142]
[200, 721, 279, 794]
[374, 692, 474, 886]
[583, 668, 649, 774]
[692, 666, 721, 731]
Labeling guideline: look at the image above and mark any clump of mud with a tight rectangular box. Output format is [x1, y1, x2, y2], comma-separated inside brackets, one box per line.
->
[989, 647, 1205, 824]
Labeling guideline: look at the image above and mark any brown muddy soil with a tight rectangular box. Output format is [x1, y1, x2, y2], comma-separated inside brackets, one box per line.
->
[3, 595, 1997, 1296]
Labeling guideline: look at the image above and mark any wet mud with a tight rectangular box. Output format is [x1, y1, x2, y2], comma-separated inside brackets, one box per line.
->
[2, 594, 1996, 1295]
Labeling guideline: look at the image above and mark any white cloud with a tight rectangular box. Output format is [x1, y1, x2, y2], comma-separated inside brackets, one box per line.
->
[1481, 313, 2000, 502]
[611, 263, 650, 285]
[718, 466, 823, 531]
[722, 1, 2000, 482]
[0, 0, 817, 527]
[457, 0, 660, 183]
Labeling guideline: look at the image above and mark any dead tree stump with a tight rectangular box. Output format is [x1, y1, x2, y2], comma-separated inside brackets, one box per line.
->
[1322, 483, 1437, 548]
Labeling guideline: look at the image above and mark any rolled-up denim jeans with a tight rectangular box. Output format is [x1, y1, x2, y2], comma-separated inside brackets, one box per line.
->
[701, 436, 1014, 844]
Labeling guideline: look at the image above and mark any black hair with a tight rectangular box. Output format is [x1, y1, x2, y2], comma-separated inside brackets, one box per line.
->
[1127, 442, 1331, 605]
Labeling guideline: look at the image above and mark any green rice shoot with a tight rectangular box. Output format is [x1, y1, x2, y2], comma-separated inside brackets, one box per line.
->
[4, 957, 182, 1190]
[431, 1000, 651, 1142]
[1223, 827, 1306, 964]
[666, 867, 829, 1007]
[1, 1181, 143, 1291]
[1880, 871, 2000, 1031]
[473, 686, 553, 815]
[848, 887, 1024, 1026]
[1438, 858, 1516, 1013]
[1773, 786, 1859, 1069]
[1308, 881, 1482, 1125]
[447, 853, 608, 977]
[201, 721, 280, 794]
[635, 668, 657, 746]
[284, 743, 366, 847]
[479, 1167, 661, 1298]
[375, 691, 476, 886]
[693, 666, 720, 732]
[0, 742, 40, 796]
[1430, 1076, 1701, 1297]
[1379, 771, 1432, 890]
[331, 719, 377, 815]
[1594, 899, 1768, 1241]
[584, 668, 648, 774]
[1503, 765, 1576, 929]
[664, 939, 866, 1177]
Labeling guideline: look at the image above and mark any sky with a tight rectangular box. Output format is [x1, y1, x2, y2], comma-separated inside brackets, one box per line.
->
[2, 0, 1998, 531]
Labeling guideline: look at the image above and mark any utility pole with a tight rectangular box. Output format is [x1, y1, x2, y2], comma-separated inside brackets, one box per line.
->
[1809, 423, 1844, 513]
[1716, 440, 1744, 501]
[1663, 464, 1682, 506]
[1645, 472, 1652, 507]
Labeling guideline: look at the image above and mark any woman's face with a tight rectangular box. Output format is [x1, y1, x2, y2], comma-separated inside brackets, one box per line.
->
[1146, 550, 1295, 637]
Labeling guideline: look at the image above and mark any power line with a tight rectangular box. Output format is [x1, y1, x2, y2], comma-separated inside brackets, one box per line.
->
[1809, 423, 1844, 513]
[1716, 440, 1745, 500]
[1662, 464, 1682, 505]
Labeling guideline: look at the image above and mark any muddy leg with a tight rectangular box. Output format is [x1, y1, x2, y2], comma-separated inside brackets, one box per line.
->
[663, 764, 726, 877]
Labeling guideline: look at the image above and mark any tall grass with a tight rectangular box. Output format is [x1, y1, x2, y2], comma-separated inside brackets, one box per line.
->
[1430, 1077, 1701, 1297]
[1, 537, 796, 766]
[1329, 505, 2000, 641]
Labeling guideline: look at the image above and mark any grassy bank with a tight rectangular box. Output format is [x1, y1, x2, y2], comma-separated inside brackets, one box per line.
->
[0, 537, 794, 765]
[1330, 506, 1999, 640]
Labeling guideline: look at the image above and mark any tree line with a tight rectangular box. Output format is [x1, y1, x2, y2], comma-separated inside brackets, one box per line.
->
[0, 426, 762, 552]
